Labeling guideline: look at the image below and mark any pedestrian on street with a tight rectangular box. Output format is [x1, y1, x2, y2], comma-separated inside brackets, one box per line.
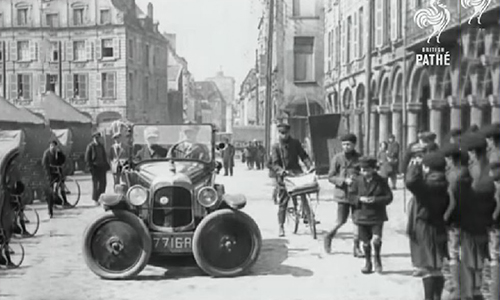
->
[441, 143, 472, 299]
[324, 133, 363, 257]
[42, 140, 68, 217]
[350, 156, 393, 274]
[85, 132, 110, 204]
[222, 138, 235, 176]
[269, 123, 313, 237]
[461, 133, 496, 300]
[256, 141, 266, 170]
[109, 132, 129, 186]
[405, 151, 449, 300]
[244, 142, 254, 169]
[387, 134, 400, 189]
[377, 141, 392, 181]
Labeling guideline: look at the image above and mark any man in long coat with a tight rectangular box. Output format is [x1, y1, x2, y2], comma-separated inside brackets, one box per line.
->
[387, 134, 400, 189]
[222, 138, 235, 176]
[85, 132, 110, 204]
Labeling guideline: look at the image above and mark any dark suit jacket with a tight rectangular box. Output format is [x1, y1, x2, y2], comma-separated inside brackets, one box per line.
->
[270, 137, 311, 179]
[42, 148, 66, 177]
[174, 142, 210, 161]
[134, 145, 168, 162]
[350, 173, 393, 225]
[85, 142, 110, 171]
[328, 151, 361, 203]
[222, 144, 235, 165]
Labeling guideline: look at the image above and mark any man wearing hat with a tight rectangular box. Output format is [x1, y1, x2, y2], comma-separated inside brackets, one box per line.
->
[43, 140, 69, 217]
[387, 134, 400, 189]
[406, 151, 449, 300]
[85, 132, 110, 204]
[169, 126, 210, 161]
[441, 143, 473, 299]
[109, 132, 129, 186]
[350, 156, 393, 274]
[135, 126, 168, 161]
[449, 128, 462, 144]
[269, 123, 313, 237]
[221, 137, 235, 176]
[461, 133, 496, 300]
[325, 133, 363, 256]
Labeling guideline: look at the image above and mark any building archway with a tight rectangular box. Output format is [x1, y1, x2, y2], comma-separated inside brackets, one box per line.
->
[355, 84, 366, 151]
[482, 70, 493, 126]
[417, 70, 431, 132]
[462, 76, 472, 130]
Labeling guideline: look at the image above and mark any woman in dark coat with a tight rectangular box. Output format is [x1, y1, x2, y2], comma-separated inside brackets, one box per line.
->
[377, 142, 392, 181]
[350, 156, 393, 274]
[405, 152, 449, 300]
[461, 133, 496, 300]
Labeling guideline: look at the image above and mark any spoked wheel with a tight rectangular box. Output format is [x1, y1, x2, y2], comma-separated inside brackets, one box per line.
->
[56, 178, 81, 208]
[82, 210, 152, 280]
[301, 196, 317, 240]
[0, 241, 25, 269]
[193, 209, 262, 277]
[17, 207, 40, 237]
[285, 198, 299, 234]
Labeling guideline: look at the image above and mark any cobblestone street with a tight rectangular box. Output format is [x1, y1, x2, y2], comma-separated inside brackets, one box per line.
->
[1, 163, 427, 300]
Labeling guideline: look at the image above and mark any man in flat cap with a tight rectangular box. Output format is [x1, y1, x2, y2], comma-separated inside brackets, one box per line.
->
[85, 131, 110, 204]
[42, 140, 70, 217]
[325, 133, 363, 256]
[387, 134, 400, 189]
[461, 133, 496, 299]
[449, 128, 462, 145]
[350, 156, 393, 274]
[168, 126, 210, 161]
[269, 123, 313, 237]
[135, 126, 168, 162]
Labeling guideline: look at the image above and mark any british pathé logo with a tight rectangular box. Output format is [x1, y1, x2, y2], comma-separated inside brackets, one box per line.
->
[461, 0, 492, 25]
[414, 0, 451, 44]
[416, 47, 451, 66]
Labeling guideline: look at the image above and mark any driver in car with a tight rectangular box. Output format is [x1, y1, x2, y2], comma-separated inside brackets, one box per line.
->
[169, 126, 210, 161]
[135, 126, 168, 162]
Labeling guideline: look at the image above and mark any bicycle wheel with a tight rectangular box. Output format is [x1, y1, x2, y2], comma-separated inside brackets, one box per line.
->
[302, 195, 317, 240]
[20, 207, 40, 237]
[285, 198, 299, 234]
[6, 241, 25, 268]
[61, 178, 81, 208]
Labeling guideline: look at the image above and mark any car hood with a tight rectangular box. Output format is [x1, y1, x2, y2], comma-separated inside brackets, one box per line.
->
[137, 161, 211, 185]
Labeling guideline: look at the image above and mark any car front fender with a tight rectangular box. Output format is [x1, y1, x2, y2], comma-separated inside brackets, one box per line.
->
[222, 194, 247, 210]
[98, 193, 124, 207]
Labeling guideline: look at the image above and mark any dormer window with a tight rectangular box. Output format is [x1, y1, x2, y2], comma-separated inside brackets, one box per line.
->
[17, 8, 28, 26]
[73, 8, 84, 25]
[100, 9, 111, 24]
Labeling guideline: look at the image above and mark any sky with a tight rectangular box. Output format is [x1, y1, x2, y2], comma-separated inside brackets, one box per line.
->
[135, 0, 262, 89]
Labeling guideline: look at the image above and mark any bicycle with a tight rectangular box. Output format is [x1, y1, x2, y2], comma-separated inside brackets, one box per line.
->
[0, 229, 25, 269]
[284, 169, 320, 240]
[11, 194, 40, 237]
[51, 165, 81, 208]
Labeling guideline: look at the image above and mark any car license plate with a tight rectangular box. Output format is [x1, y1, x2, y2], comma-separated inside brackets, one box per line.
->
[151, 232, 193, 253]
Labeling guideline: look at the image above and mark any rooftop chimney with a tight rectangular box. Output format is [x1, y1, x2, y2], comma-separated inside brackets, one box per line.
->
[147, 2, 153, 20]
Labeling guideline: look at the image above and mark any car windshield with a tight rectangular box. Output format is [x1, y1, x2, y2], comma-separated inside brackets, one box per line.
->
[132, 125, 213, 163]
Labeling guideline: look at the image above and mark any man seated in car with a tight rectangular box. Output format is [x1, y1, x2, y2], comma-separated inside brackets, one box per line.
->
[135, 126, 168, 162]
[169, 126, 210, 161]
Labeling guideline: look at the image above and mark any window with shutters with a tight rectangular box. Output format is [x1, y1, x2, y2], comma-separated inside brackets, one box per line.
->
[73, 41, 85, 61]
[17, 8, 28, 26]
[143, 76, 149, 102]
[292, 0, 316, 17]
[0, 13, 4, 27]
[17, 41, 29, 61]
[375, 0, 383, 47]
[0, 74, 3, 98]
[74, 74, 88, 99]
[50, 42, 59, 62]
[100, 9, 111, 24]
[359, 7, 364, 57]
[397, 0, 402, 39]
[293, 37, 315, 82]
[384, 0, 391, 45]
[347, 16, 352, 63]
[102, 73, 115, 98]
[46, 74, 58, 92]
[128, 39, 133, 59]
[46, 13, 59, 27]
[73, 8, 84, 26]
[144, 45, 150, 66]
[102, 39, 114, 58]
[17, 74, 31, 100]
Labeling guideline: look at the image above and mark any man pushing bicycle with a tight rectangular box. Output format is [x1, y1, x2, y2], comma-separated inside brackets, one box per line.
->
[269, 123, 314, 237]
[42, 140, 69, 218]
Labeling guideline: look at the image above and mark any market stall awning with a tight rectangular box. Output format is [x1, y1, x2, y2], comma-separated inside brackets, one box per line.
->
[41, 92, 92, 124]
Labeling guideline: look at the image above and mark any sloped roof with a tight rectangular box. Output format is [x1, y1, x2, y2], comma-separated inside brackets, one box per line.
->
[194, 81, 226, 104]
[0, 97, 44, 124]
[40, 92, 92, 124]
[168, 65, 182, 83]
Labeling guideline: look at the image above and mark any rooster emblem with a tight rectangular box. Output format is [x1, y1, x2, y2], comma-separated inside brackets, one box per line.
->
[461, 0, 492, 25]
[414, 0, 451, 44]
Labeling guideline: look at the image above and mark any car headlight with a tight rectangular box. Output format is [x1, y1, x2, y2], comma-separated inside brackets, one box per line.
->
[126, 185, 148, 206]
[197, 187, 218, 208]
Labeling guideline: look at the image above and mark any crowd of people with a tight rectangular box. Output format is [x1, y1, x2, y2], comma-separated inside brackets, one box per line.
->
[242, 140, 266, 170]
[268, 121, 500, 300]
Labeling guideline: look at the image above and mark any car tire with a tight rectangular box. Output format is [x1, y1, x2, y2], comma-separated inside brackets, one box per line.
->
[82, 210, 152, 280]
[193, 208, 262, 277]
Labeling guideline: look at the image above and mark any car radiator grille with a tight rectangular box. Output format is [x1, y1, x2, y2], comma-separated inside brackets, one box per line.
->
[152, 187, 193, 228]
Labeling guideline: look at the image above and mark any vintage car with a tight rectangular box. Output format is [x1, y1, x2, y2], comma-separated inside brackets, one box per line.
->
[82, 124, 262, 280]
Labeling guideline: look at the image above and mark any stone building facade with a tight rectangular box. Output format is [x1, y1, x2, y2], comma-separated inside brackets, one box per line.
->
[236, 68, 260, 126]
[0, 0, 169, 128]
[324, 0, 500, 154]
[206, 71, 234, 133]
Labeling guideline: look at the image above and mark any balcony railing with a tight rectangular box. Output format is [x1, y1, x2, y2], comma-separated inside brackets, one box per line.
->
[406, 0, 500, 46]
